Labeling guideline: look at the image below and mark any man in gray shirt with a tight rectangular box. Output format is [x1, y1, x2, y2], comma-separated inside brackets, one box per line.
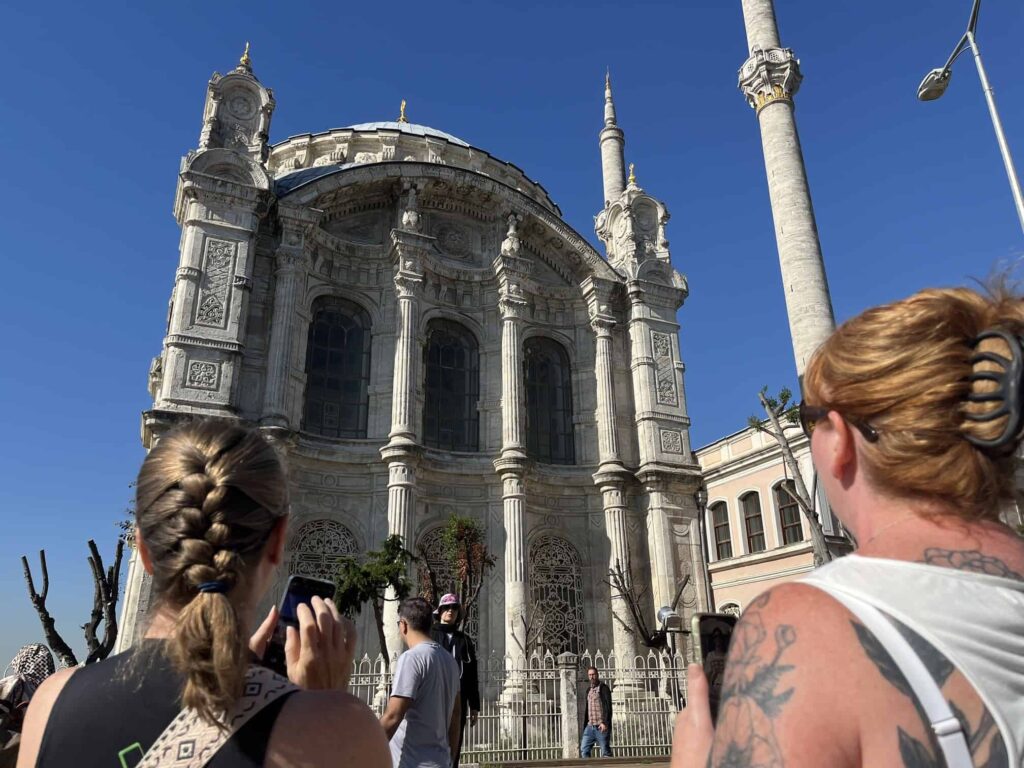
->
[380, 597, 461, 768]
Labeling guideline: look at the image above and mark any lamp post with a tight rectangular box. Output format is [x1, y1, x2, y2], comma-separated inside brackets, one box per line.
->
[657, 606, 686, 709]
[917, 0, 1024, 235]
[693, 485, 715, 612]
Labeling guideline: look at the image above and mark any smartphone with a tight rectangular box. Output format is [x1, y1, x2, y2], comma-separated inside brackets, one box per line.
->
[691, 612, 738, 724]
[263, 575, 337, 676]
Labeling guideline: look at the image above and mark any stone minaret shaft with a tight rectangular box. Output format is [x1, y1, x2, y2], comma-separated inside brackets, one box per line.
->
[738, 0, 835, 377]
[600, 72, 626, 207]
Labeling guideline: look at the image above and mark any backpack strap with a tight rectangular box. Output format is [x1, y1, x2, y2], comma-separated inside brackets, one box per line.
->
[136, 666, 297, 768]
[805, 582, 973, 768]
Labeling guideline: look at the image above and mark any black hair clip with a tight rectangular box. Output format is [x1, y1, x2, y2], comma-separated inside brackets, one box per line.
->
[964, 329, 1024, 451]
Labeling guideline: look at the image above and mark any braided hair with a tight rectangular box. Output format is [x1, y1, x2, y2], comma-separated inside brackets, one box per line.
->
[135, 420, 288, 724]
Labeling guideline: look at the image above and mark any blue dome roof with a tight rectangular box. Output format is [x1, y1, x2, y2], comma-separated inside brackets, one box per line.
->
[343, 121, 470, 147]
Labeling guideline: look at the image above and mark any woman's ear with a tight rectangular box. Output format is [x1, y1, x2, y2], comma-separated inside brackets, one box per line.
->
[136, 528, 154, 575]
[823, 411, 856, 485]
[267, 515, 289, 566]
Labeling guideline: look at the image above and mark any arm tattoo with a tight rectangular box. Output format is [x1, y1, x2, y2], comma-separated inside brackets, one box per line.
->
[709, 593, 797, 768]
[852, 617, 1008, 768]
[920, 548, 1024, 582]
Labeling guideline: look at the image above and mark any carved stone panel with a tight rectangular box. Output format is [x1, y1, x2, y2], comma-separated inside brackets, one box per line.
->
[185, 360, 220, 391]
[288, 519, 360, 582]
[195, 239, 236, 328]
[660, 429, 683, 454]
[322, 211, 385, 245]
[529, 535, 585, 655]
[651, 331, 678, 407]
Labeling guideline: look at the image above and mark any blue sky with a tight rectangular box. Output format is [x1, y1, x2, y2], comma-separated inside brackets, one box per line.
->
[1, 0, 1021, 665]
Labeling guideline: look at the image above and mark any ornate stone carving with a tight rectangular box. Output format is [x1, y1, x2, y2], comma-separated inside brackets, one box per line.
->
[401, 183, 420, 232]
[651, 331, 678, 406]
[660, 429, 683, 454]
[738, 46, 803, 113]
[195, 239, 236, 327]
[529, 535, 585, 655]
[288, 519, 359, 582]
[500, 213, 522, 258]
[185, 360, 219, 390]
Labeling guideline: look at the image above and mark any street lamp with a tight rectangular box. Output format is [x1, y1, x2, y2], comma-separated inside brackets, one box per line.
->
[693, 484, 715, 612]
[917, 0, 1024, 234]
[658, 606, 685, 708]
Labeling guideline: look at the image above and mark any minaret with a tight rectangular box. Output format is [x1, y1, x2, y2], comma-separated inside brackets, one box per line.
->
[737, 0, 835, 377]
[599, 71, 627, 207]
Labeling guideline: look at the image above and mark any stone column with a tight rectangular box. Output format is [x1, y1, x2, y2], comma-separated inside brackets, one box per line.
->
[494, 286, 530, 700]
[557, 652, 581, 758]
[643, 478, 679, 624]
[261, 252, 301, 425]
[738, 0, 835, 377]
[380, 240, 425, 658]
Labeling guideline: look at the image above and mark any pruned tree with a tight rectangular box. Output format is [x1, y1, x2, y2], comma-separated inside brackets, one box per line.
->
[508, 604, 548, 657]
[604, 555, 689, 650]
[414, 514, 496, 630]
[334, 535, 412, 669]
[748, 386, 833, 566]
[21, 538, 125, 668]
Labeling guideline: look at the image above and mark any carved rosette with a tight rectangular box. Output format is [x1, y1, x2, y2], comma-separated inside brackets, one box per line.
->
[738, 46, 803, 114]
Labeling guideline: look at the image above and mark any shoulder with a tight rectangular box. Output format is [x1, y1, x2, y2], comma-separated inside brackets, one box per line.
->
[15, 668, 77, 768]
[267, 690, 390, 768]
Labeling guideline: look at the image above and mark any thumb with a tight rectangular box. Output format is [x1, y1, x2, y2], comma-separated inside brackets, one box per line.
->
[684, 663, 714, 732]
[248, 605, 278, 659]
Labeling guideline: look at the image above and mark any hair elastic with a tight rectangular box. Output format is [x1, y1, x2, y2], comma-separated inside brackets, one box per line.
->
[197, 580, 230, 594]
[964, 329, 1024, 451]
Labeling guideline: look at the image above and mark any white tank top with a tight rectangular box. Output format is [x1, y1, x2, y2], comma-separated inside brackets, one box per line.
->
[800, 554, 1024, 765]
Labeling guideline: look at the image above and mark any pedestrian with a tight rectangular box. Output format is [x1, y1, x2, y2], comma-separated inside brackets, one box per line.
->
[429, 593, 481, 768]
[0, 644, 55, 768]
[381, 597, 461, 768]
[15, 420, 391, 768]
[672, 283, 1024, 767]
[579, 666, 612, 758]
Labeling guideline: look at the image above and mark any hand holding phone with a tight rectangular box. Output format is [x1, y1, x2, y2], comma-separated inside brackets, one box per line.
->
[691, 612, 738, 725]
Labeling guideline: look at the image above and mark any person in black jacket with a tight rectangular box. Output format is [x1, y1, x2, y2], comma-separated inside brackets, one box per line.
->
[579, 666, 613, 757]
[429, 594, 481, 768]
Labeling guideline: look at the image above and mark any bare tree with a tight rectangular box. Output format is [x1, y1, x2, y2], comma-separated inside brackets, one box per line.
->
[604, 556, 690, 650]
[507, 604, 548, 657]
[21, 538, 125, 668]
[748, 386, 833, 566]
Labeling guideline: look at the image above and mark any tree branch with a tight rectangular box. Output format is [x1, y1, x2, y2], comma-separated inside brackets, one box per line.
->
[21, 550, 78, 668]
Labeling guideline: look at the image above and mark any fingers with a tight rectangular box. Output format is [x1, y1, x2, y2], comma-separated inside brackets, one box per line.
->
[684, 664, 713, 733]
[313, 596, 334, 652]
[671, 664, 714, 768]
[248, 605, 278, 659]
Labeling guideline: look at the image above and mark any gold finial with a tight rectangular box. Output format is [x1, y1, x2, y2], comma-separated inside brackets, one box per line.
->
[628, 163, 636, 185]
[398, 99, 409, 123]
[239, 42, 252, 71]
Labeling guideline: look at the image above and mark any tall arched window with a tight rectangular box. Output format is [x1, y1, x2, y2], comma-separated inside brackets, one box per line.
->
[774, 481, 804, 545]
[288, 519, 360, 581]
[709, 501, 732, 560]
[741, 492, 766, 554]
[524, 337, 575, 464]
[303, 298, 371, 438]
[529, 535, 585, 655]
[423, 319, 479, 452]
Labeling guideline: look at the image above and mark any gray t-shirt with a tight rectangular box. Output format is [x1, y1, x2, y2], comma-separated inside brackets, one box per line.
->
[389, 641, 460, 768]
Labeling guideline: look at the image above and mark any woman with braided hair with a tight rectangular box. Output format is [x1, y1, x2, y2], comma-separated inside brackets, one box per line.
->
[17, 420, 391, 768]
[674, 284, 1024, 768]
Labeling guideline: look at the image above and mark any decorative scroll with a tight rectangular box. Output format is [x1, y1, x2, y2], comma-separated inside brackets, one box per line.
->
[195, 239, 236, 327]
[529, 535, 585, 655]
[651, 331, 678, 406]
[288, 519, 360, 582]
[185, 361, 219, 391]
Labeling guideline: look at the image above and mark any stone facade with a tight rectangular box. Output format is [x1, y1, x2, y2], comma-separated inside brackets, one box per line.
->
[118, 53, 708, 672]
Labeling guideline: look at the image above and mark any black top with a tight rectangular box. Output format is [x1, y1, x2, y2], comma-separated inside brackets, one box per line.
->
[429, 622, 481, 712]
[579, 681, 612, 734]
[37, 641, 293, 768]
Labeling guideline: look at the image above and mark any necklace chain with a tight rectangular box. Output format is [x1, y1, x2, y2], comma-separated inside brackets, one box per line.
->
[861, 513, 918, 548]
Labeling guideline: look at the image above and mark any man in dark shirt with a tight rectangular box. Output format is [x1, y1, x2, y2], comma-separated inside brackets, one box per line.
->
[429, 594, 481, 768]
[579, 666, 612, 758]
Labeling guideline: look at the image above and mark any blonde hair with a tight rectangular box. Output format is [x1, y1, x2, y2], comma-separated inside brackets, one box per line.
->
[803, 283, 1024, 521]
[135, 420, 288, 724]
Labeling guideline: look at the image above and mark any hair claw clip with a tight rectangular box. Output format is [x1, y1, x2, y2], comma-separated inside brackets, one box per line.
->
[964, 329, 1024, 451]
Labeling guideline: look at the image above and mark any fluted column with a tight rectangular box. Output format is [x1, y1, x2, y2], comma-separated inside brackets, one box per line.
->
[261, 253, 301, 425]
[591, 313, 623, 471]
[738, 0, 835, 377]
[381, 242, 424, 659]
[644, 479, 678, 622]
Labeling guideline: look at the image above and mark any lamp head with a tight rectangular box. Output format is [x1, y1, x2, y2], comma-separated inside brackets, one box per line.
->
[918, 68, 951, 101]
[694, 486, 709, 511]
[658, 606, 682, 631]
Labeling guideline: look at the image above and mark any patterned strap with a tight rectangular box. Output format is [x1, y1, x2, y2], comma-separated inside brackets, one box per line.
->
[136, 666, 297, 768]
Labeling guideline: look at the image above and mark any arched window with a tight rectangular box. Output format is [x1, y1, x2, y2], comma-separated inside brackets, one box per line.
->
[774, 481, 804, 545]
[741, 492, 766, 554]
[524, 337, 575, 465]
[529, 535, 585, 655]
[709, 501, 732, 560]
[423, 319, 479, 452]
[288, 519, 360, 581]
[303, 298, 371, 438]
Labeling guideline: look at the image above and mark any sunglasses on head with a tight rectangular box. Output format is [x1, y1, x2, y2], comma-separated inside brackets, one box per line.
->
[798, 401, 880, 443]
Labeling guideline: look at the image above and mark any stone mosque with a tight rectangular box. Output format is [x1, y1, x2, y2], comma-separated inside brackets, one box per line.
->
[117, 45, 712, 666]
